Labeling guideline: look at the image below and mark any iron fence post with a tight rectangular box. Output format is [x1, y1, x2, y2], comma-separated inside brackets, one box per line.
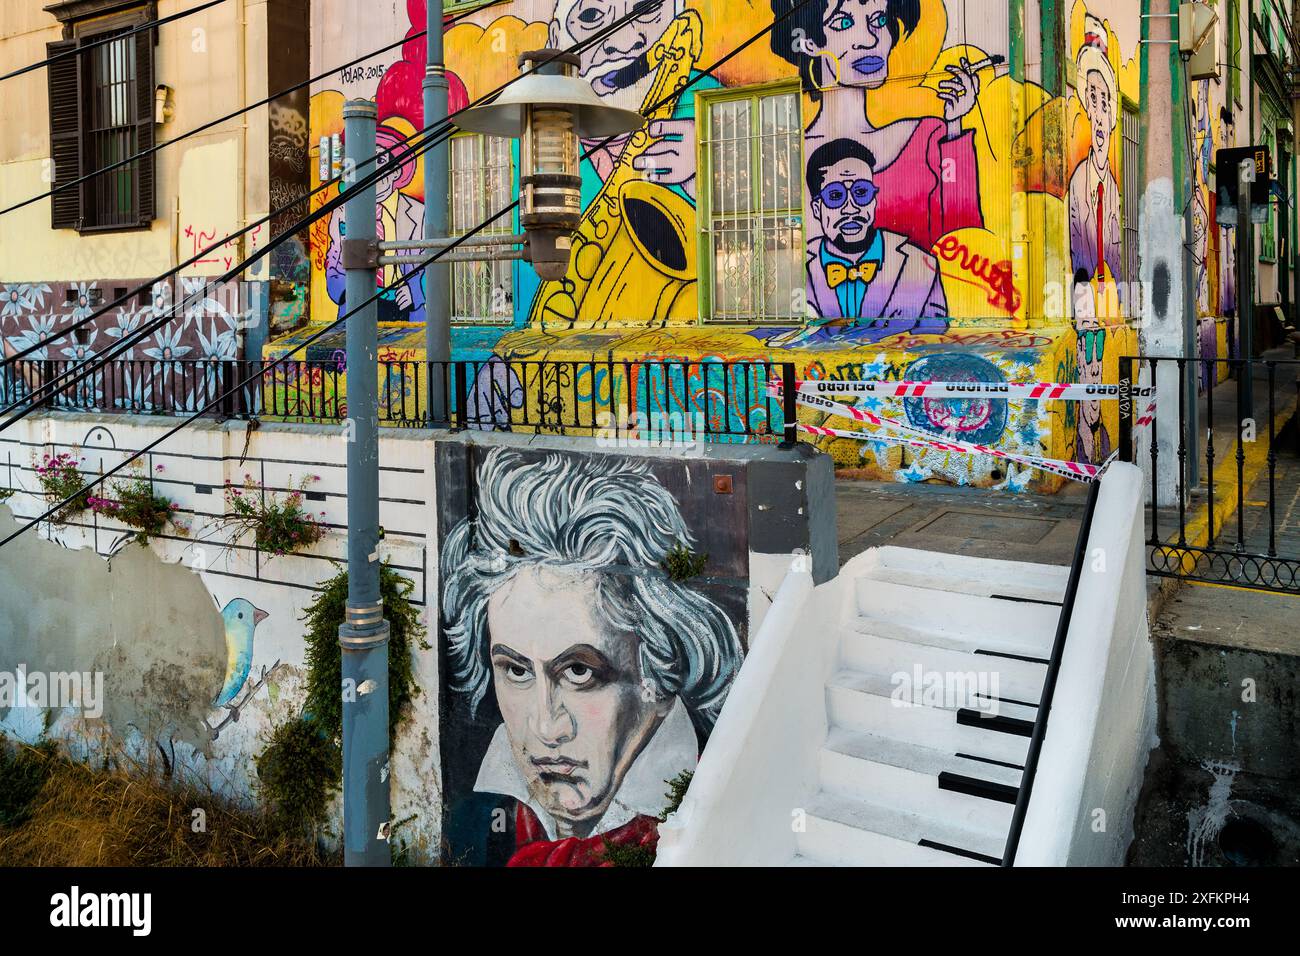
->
[780, 361, 798, 448]
[1118, 356, 1133, 463]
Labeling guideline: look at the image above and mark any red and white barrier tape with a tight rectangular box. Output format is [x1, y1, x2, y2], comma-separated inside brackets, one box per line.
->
[774, 383, 1107, 482]
[794, 379, 1156, 401]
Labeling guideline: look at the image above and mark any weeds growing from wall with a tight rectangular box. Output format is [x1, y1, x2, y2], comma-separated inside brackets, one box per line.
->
[88, 463, 185, 546]
[33, 451, 89, 525]
[214, 473, 325, 558]
[661, 541, 708, 581]
[600, 770, 695, 867]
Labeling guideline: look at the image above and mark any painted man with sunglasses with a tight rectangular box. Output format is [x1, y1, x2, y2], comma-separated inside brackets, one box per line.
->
[805, 138, 947, 332]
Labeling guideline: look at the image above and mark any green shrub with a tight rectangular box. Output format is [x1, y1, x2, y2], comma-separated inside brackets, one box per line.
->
[254, 717, 341, 833]
[301, 562, 429, 745]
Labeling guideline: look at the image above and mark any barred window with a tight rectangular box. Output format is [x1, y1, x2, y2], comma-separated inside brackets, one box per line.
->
[46, 3, 156, 232]
[450, 133, 514, 323]
[699, 86, 803, 322]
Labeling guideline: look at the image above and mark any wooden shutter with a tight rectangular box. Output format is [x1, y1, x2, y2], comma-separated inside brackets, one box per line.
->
[46, 38, 82, 230]
[133, 23, 156, 223]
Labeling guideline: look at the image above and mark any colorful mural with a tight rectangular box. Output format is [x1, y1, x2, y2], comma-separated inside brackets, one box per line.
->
[281, 0, 1182, 488]
[436, 445, 747, 865]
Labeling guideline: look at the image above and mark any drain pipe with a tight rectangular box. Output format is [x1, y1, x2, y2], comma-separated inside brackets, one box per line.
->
[423, 2, 451, 422]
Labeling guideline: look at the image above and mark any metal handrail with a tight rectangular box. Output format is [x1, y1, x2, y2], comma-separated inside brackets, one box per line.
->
[1000, 474, 1103, 866]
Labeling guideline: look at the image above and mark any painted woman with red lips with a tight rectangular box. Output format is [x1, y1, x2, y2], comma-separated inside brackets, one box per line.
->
[771, 0, 986, 252]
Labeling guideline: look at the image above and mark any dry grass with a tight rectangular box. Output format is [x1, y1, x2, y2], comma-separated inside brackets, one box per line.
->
[0, 742, 337, 867]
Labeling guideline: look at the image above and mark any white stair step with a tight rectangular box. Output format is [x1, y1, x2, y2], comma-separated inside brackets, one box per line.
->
[798, 791, 1001, 866]
[853, 580, 1061, 658]
[852, 546, 1070, 604]
[827, 669, 1034, 766]
[840, 626, 1050, 704]
[819, 726, 1017, 835]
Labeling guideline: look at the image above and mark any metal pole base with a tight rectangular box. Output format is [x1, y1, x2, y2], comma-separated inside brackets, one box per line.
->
[339, 616, 391, 867]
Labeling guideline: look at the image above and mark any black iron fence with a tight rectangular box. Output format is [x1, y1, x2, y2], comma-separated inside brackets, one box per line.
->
[1, 357, 798, 445]
[1118, 355, 1300, 594]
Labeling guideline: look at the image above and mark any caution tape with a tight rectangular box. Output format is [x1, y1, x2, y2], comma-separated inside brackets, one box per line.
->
[794, 379, 1156, 401]
[773, 383, 1107, 482]
[770, 381, 1161, 484]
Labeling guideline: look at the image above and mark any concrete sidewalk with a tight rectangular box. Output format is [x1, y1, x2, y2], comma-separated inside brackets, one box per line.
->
[835, 479, 1090, 568]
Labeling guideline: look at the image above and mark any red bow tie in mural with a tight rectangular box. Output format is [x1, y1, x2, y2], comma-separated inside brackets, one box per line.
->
[506, 802, 660, 866]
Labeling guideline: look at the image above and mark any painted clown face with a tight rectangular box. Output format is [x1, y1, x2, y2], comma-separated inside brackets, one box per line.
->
[550, 0, 681, 102]
[486, 565, 671, 837]
[1084, 70, 1114, 164]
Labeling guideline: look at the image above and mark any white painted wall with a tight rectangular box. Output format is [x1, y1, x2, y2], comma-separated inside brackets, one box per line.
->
[1015, 462, 1157, 866]
[0, 411, 442, 857]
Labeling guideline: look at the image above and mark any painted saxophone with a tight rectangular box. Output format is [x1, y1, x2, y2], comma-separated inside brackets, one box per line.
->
[529, 10, 703, 327]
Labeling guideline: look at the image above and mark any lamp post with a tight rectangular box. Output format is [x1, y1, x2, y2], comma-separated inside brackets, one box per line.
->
[453, 49, 643, 278]
[339, 99, 391, 868]
[336, 53, 641, 867]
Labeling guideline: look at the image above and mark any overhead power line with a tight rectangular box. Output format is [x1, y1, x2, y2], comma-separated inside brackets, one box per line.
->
[0, 0, 228, 84]
[1, 4, 493, 218]
[0, 0, 817, 550]
[0, 3, 669, 412]
[0, 202, 516, 549]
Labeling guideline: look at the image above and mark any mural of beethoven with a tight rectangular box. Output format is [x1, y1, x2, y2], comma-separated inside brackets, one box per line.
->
[771, 0, 985, 252]
[440, 448, 743, 865]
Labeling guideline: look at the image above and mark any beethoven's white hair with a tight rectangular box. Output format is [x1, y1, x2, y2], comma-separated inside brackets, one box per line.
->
[440, 447, 742, 734]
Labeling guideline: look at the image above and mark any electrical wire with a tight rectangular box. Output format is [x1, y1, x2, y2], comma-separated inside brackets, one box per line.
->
[0, 203, 517, 549]
[0, 2, 669, 411]
[0, 0, 819, 549]
[1, 1, 663, 374]
[0, 4, 496, 218]
[0, 0, 228, 84]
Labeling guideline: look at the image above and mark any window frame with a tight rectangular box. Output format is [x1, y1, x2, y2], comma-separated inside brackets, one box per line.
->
[695, 80, 805, 325]
[45, 1, 157, 234]
[448, 130, 518, 325]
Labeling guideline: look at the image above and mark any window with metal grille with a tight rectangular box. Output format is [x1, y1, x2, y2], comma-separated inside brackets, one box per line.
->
[45, 4, 156, 232]
[449, 133, 515, 324]
[1121, 101, 1140, 291]
[699, 85, 803, 323]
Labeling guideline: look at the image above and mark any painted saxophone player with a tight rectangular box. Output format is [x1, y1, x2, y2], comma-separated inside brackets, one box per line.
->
[440, 448, 744, 865]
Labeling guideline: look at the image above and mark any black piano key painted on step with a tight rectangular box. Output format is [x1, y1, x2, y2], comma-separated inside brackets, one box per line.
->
[938, 770, 1019, 804]
[956, 708, 1035, 737]
[917, 839, 1001, 865]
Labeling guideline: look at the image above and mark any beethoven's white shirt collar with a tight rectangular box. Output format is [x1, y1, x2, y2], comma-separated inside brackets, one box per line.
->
[473, 696, 698, 841]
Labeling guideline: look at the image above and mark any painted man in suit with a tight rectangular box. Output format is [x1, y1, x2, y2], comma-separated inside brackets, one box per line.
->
[804, 138, 947, 338]
[1068, 15, 1123, 285]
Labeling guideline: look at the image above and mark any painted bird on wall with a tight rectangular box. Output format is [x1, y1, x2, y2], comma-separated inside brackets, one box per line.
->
[215, 598, 269, 708]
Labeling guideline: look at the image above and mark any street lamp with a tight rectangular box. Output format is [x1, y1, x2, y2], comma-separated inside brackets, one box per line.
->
[455, 49, 644, 278]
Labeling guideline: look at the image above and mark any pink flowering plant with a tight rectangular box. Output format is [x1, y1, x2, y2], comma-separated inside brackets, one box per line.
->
[88, 463, 185, 546]
[33, 450, 90, 524]
[216, 473, 325, 558]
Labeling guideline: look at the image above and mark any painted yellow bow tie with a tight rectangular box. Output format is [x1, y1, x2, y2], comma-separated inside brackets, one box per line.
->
[825, 261, 879, 288]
